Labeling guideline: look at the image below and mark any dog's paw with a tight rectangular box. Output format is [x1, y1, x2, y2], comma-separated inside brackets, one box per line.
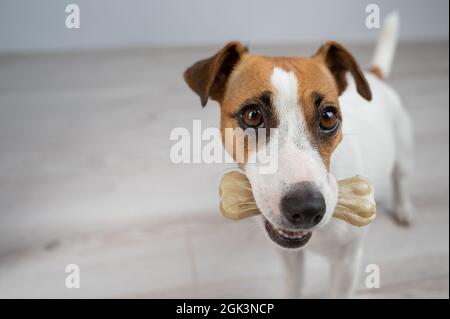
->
[392, 203, 415, 226]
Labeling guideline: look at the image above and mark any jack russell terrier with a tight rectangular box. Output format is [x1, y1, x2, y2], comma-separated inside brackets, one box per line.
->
[183, 12, 413, 298]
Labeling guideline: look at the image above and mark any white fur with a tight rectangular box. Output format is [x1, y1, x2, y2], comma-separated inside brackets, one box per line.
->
[371, 11, 400, 78]
[271, 67, 304, 141]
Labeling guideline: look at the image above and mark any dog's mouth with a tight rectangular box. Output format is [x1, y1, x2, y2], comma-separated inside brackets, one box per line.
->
[264, 219, 312, 249]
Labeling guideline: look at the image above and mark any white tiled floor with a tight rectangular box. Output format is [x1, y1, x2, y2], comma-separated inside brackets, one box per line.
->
[0, 42, 448, 298]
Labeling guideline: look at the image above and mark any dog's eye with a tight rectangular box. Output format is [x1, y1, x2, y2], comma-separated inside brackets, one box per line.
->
[319, 107, 338, 131]
[239, 105, 264, 128]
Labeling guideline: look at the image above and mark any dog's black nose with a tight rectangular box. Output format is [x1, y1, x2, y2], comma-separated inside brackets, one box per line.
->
[280, 182, 326, 227]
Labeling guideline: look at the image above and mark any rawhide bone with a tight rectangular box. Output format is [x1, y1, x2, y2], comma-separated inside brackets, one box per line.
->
[219, 171, 376, 227]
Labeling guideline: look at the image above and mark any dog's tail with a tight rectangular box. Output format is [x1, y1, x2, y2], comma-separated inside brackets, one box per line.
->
[370, 11, 400, 79]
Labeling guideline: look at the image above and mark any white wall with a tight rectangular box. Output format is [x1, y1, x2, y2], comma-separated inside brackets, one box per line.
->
[0, 0, 448, 53]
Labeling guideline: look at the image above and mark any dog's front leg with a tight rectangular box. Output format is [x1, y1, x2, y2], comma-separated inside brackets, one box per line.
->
[278, 249, 306, 298]
[329, 239, 364, 298]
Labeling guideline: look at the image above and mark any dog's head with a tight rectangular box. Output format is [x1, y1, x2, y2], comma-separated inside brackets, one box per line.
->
[184, 42, 371, 249]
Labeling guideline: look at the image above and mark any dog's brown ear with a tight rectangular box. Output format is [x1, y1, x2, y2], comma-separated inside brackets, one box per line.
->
[315, 41, 372, 101]
[183, 41, 248, 107]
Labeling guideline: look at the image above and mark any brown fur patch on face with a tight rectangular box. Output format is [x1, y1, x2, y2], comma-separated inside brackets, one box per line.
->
[219, 55, 343, 170]
[220, 56, 278, 166]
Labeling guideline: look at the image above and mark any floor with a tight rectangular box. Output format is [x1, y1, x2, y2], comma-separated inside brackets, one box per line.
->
[0, 42, 448, 298]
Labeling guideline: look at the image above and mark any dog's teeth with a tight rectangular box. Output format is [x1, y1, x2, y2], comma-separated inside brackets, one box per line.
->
[276, 228, 306, 239]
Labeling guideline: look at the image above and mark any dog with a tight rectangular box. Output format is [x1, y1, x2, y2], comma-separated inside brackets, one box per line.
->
[183, 12, 413, 298]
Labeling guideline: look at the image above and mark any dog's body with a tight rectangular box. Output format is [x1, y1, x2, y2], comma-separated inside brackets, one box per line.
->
[184, 13, 413, 298]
